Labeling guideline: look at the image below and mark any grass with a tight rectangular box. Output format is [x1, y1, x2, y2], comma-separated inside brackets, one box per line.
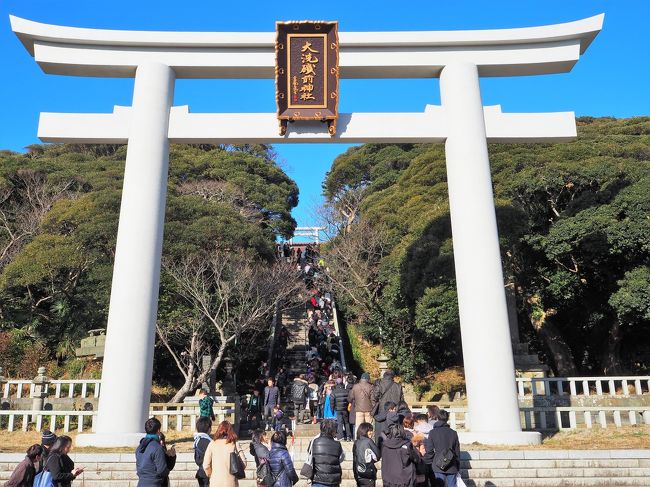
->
[461, 425, 650, 450]
[0, 425, 648, 453]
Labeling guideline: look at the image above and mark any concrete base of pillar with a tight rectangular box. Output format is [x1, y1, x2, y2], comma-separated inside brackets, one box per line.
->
[459, 431, 542, 446]
[76, 432, 144, 448]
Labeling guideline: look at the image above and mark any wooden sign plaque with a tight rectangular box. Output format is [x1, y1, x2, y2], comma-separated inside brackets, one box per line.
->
[275, 21, 339, 136]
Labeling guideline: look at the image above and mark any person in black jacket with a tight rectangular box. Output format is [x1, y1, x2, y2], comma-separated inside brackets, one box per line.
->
[39, 430, 57, 473]
[426, 410, 460, 487]
[290, 375, 310, 424]
[310, 420, 345, 487]
[194, 417, 212, 486]
[136, 418, 171, 487]
[380, 417, 419, 487]
[46, 436, 84, 487]
[352, 423, 380, 487]
[330, 378, 351, 441]
[249, 429, 270, 467]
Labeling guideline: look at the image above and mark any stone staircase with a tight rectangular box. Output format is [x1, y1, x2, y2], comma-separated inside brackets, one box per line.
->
[278, 306, 310, 377]
[1, 447, 647, 487]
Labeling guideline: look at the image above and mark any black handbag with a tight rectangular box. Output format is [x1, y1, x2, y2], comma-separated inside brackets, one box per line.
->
[434, 447, 455, 471]
[230, 444, 246, 479]
[299, 439, 314, 479]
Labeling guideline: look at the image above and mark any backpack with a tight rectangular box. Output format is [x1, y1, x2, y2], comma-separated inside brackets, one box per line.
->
[256, 457, 276, 487]
[33, 470, 54, 487]
[194, 436, 210, 469]
[291, 381, 307, 402]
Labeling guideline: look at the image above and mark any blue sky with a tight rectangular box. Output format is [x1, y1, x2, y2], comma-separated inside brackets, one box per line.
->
[0, 0, 648, 228]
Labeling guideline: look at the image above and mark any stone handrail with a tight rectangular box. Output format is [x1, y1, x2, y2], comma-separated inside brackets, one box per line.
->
[0, 403, 647, 434]
[0, 410, 95, 433]
[330, 300, 348, 373]
[2, 379, 101, 400]
[0, 403, 237, 434]
[521, 405, 650, 430]
[516, 376, 650, 397]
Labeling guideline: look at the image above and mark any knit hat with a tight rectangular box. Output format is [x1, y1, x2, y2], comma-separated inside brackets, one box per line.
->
[361, 373, 370, 381]
[41, 430, 57, 446]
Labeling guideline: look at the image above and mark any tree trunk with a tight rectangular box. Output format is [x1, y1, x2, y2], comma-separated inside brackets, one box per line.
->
[601, 319, 623, 375]
[169, 375, 197, 403]
[168, 359, 197, 403]
[528, 307, 578, 376]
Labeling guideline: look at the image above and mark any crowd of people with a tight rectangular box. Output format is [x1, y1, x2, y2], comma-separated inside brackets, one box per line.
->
[248, 406, 462, 487]
[4, 430, 85, 487]
[4, 241, 459, 487]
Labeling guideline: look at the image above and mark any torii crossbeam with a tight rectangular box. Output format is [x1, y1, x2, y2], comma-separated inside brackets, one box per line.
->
[10, 14, 603, 447]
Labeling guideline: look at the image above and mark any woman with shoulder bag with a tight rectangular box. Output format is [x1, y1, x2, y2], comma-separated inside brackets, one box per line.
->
[45, 436, 84, 487]
[269, 431, 299, 487]
[203, 421, 247, 487]
[352, 423, 380, 487]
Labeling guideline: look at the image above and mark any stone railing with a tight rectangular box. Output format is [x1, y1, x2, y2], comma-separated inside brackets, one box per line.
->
[521, 405, 650, 430]
[0, 402, 236, 433]
[516, 376, 650, 398]
[2, 379, 101, 400]
[0, 410, 95, 433]
[330, 300, 348, 373]
[410, 404, 650, 432]
[150, 402, 236, 432]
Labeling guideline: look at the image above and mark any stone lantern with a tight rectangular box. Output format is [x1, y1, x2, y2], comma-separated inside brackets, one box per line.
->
[377, 353, 390, 378]
[32, 366, 50, 412]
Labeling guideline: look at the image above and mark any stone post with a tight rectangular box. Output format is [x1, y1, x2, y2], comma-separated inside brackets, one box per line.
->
[377, 353, 389, 378]
[440, 62, 540, 445]
[0, 367, 6, 405]
[31, 366, 49, 412]
[76, 62, 176, 447]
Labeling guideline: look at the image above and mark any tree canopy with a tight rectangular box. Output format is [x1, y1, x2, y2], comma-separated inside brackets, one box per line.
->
[323, 117, 650, 380]
[0, 143, 298, 380]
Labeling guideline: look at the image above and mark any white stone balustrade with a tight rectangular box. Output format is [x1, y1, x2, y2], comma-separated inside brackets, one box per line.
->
[0, 403, 236, 434]
[0, 403, 645, 434]
[521, 406, 650, 431]
[516, 376, 650, 398]
[1, 379, 101, 400]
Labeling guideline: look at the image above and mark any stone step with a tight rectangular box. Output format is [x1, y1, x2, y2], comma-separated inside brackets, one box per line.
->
[1, 451, 648, 487]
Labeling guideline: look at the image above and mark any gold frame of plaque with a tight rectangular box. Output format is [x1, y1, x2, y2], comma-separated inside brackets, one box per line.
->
[275, 21, 339, 136]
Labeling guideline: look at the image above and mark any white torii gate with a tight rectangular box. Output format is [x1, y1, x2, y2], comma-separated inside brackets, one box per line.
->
[11, 14, 603, 447]
[291, 227, 325, 244]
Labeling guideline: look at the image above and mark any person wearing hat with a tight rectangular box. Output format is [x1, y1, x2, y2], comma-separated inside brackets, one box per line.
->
[39, 430, 57, 472]
[349, 373, 373, 429]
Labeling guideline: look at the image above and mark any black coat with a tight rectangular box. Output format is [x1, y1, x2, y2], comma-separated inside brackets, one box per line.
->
[371, 378, 404, 416]
[290, 379, 309, 403]
[330, 384, 349, 412]
[427, 423, 460, 474]
[250, 441, 270, 467]
[311, 435, 345, 486]
[352, 437, 380, 481]
[46, 452, 76, 487]
[380, 437, 418, 487]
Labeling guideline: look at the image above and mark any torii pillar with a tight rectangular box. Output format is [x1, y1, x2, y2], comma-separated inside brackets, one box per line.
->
[10, 14, 603, 446]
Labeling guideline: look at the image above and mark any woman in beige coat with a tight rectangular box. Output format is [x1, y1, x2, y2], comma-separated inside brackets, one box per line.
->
[203, 420, 247, 487]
